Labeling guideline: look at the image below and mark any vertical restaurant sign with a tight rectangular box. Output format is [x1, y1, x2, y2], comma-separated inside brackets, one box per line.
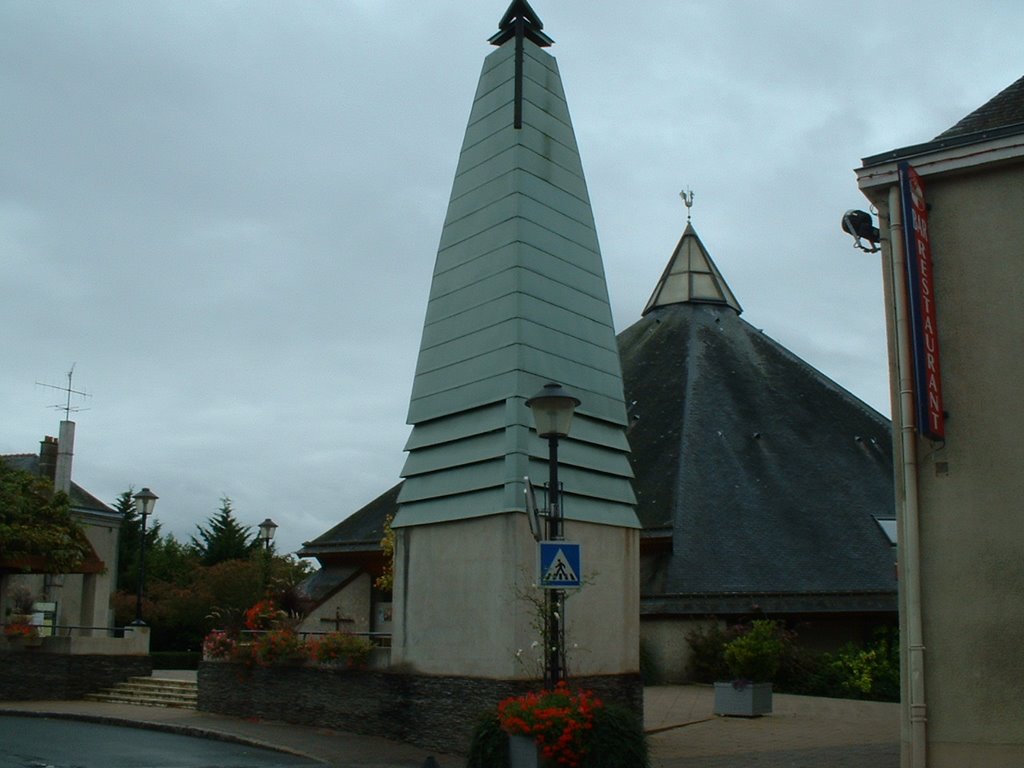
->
[898, 162, 945, 440]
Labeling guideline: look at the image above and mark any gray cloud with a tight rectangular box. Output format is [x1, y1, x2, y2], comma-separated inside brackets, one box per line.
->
[3, 1, 1021, 553]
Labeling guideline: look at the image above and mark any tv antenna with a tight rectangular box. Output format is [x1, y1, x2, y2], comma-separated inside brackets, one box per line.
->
[37, 364, 91, 419]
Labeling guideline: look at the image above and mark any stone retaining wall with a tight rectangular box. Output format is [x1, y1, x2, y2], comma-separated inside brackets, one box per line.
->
[198, 662, 642, 754]
[0, 650, 152, 700]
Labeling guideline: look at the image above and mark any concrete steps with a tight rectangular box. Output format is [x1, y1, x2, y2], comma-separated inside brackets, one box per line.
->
[84, 676, 197, 709]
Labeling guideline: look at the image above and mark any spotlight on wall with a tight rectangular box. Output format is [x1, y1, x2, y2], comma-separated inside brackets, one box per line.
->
[841, 209, 881, 253]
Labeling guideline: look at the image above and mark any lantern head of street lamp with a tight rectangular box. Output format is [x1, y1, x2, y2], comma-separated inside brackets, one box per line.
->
[258, 518, 279, 545]
[526, 382, 581, 438]
[133, 487, 158, 519]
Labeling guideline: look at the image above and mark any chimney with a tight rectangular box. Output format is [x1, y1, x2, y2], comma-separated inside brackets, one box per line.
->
[39, 435, 59, 481]
[54, 420, 75, 495]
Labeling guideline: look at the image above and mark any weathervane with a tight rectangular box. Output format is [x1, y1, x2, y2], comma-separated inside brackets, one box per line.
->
[37, 364, 90, 419]
[680, 188, 695, 223]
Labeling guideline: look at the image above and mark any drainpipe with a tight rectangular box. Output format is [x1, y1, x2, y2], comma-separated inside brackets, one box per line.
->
[886, 184, 927, 768]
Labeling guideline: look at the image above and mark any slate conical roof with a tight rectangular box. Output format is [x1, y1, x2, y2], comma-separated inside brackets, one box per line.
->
[620, 224, 896, 613]
[394, 6, 637, 529]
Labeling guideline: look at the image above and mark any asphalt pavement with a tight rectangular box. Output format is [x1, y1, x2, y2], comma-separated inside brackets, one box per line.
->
[0, 676, 900, 768]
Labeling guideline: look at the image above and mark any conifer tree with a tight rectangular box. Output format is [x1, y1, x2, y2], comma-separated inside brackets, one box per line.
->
[191, 497, 253, 566]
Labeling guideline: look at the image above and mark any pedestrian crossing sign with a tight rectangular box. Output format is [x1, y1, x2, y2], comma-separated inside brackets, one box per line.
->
[539, 541, 582, 589]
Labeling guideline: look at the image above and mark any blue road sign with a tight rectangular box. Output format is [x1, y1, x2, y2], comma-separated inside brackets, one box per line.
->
[539, 541, 582, 588]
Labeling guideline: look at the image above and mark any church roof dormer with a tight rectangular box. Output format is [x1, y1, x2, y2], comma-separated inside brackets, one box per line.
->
[642, 210, 742, 315]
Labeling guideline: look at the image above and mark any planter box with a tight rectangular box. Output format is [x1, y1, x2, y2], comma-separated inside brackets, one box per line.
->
[508, 734, 540, 768]
[713, 681, 773, 717]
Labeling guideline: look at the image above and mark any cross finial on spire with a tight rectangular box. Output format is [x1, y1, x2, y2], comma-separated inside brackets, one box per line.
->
[680, 188, 695, 223]
[489, 0, 553, 131]
[489, 0, 553, 48]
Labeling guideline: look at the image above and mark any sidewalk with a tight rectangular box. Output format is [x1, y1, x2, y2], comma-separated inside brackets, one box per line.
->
[0, 678, 899, 768]
[646, 685, 899, 768]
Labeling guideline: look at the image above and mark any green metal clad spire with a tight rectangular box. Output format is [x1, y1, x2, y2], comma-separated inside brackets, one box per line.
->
[394, 13, 637, 529]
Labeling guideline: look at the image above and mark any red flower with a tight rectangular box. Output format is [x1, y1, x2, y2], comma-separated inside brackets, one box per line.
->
[498, 684, 603, 767]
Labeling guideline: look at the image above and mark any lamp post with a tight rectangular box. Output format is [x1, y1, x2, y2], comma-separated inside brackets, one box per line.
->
[257, 518, 278, 551]
[131, 487, 158, 626]
[526, 382, 580, 687]
[257, 518, 278, 594]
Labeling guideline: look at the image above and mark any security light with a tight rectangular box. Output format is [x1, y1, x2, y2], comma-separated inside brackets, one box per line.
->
[841, 209, 881, 253]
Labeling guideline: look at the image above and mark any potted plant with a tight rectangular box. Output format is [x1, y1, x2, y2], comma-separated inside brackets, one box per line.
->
[4, 586, 41, 647]
[714, 620, 785, 717]
[498, 682, 602, 768]
[468, 683, 649, 768]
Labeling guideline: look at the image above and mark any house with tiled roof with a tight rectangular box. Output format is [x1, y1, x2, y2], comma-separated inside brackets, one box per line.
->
[2, 421, 131, 648]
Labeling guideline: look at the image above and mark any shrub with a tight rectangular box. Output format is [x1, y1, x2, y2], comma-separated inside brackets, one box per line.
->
[311, 632, 373, 668]
[685, 621, 737, 682]
[244, 599, 285, 631]
[202, 630, 236, 660]
[467, 710, 509, 768]
[585, 703, 650, 768]
[818, 628, 899, 701]
[251, 628, 308, 666]
[638, 638, 661, 685]
[722, 620, 789, 682]
[151, 651, 201, 670]
[4, 622, 36, 639]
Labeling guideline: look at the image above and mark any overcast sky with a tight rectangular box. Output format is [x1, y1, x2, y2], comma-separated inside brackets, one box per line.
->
[3, 1, 1021, 555]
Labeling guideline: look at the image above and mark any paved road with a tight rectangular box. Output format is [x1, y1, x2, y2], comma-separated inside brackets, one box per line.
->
[0, 715, 319, 768]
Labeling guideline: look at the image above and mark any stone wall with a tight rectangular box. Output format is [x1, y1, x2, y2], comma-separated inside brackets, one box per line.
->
[0, 650, 152, 700]
[198, 662, 642, 754]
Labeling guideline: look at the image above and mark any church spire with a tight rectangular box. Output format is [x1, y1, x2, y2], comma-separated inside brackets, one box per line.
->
[396, 2, 636, 530]
[642, 192, 742, 315]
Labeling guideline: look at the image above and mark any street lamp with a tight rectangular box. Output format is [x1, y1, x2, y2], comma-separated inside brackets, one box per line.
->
[257, 518, 278, 551]
[526, 382, 580, 686]
[257, 518, 278, 595]
[131, 487, 158, 626]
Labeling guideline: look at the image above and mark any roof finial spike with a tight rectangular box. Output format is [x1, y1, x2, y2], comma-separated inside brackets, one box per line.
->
[489, 0, 553, 48]
[680, 188, 695, 223]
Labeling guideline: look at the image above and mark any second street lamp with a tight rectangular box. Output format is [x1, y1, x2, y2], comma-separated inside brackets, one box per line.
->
[257, 518, 278, 595]
[257, 518, 278, 551]
[131, 487, 158, 626]
[526, 382, 580, 687]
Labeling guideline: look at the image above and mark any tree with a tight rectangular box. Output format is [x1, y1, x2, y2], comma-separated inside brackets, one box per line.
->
[191, 497, 253, 566]
[0, 458, 90, 573]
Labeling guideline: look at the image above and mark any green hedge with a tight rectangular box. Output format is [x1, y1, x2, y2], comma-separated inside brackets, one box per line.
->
[150, 651, 201, 670]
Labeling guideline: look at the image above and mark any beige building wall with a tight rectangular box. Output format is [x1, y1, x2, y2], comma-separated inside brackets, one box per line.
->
[641, 617, 720, 684]
[391, 513, 639, 679]
[80, 511, 120, 631]
[861, 154, 1024, 767]
[296, 572, 373, 636]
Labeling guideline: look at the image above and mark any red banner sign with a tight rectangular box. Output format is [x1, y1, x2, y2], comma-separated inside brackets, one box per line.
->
[899, 163, 945, 440]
